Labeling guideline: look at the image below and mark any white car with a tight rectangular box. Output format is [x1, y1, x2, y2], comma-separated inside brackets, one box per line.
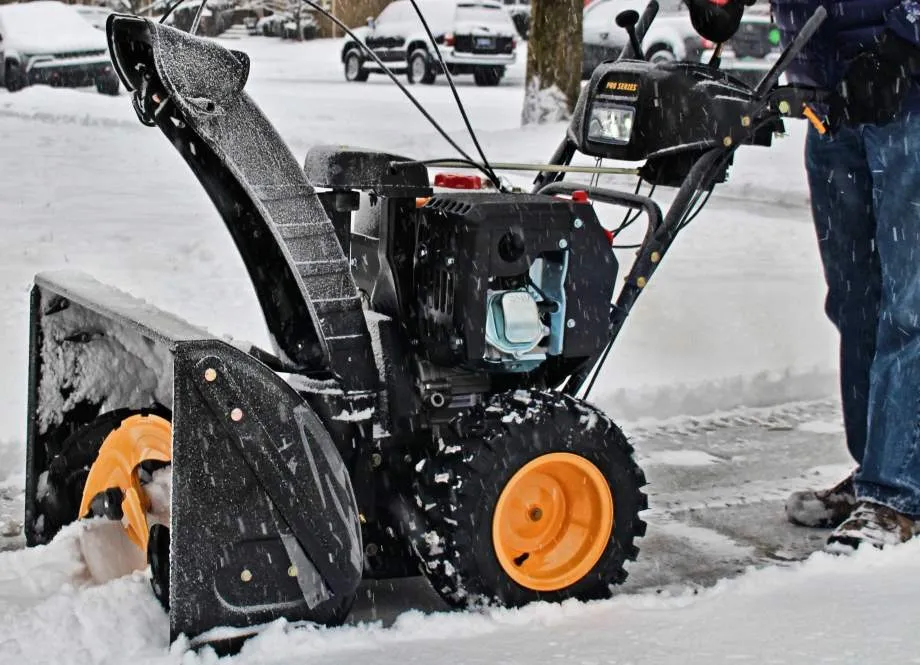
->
[582, 0, 703, 77]
[0, 1, 120, 94]
[341, 0, 518, 87]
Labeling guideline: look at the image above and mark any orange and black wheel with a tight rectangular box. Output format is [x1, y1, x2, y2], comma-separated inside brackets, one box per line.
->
[411, 390, 648, 608]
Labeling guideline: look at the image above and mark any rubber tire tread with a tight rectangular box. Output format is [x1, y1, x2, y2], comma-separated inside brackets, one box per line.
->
[411, 389, 648, 609]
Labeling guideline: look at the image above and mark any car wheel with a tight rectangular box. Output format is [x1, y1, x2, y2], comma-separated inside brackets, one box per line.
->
[344, 50, 369, 82]
[473, 66, 502, 87]
[95, 74, 120, 96]
[647, 45, 676, 64]
[407, 49, 435, 84]
[5, 62, 26, 92]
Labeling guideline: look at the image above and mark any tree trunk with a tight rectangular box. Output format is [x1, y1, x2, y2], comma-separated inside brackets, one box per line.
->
[522, 0, 584, 126]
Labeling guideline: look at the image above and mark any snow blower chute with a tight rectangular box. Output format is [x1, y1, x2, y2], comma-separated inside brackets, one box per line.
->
[21, 0, 830, 652]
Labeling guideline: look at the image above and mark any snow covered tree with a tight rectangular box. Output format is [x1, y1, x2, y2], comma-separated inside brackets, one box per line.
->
[521, 0, 584, 125]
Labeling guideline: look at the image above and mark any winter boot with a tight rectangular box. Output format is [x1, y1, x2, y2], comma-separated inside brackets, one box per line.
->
[785, 471, 857, 528]
[824, 500, 920, 554]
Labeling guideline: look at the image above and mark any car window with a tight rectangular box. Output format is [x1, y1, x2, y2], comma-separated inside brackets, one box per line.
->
[456, 5, 510, 24]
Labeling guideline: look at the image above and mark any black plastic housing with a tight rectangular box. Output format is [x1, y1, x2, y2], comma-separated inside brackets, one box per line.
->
[407, 193, 618, 370]
[569, 59, 777, 168]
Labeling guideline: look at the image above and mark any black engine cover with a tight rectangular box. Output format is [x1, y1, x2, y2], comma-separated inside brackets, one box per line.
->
[409, 192, 618, 370]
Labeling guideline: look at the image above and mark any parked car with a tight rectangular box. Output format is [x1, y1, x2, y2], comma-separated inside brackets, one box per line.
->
[74, 5, 115, 31]
[699, 3, 783, 86]
[0, 1, 120, 95]
[498, 0, 530, 39]
[582, 0, 704, 78]
[341, 0, 518, 87]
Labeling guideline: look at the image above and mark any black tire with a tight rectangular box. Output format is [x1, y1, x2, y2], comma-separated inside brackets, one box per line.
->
[148, 523, 171, 610]
[473, 66, 502, 87]
[344, 50, 369, 82]
[647, 44, 677, 64]
[95, 74, 120, 96]
[5, 62, 26, 92]
[410, 389, 647, 609]
[407, 48, 436, 84]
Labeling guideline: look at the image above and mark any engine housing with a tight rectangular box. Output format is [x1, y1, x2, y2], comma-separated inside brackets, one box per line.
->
[409, 193, 618, 373]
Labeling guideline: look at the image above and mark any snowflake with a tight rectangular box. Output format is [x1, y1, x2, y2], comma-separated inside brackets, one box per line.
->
[905, 0, 920, 23]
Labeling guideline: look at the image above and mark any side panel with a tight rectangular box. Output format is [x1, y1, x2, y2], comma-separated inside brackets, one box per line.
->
[170, 340, 362, 642]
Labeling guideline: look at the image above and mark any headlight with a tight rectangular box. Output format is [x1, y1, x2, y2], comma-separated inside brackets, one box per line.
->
[587, 103, 635, 145]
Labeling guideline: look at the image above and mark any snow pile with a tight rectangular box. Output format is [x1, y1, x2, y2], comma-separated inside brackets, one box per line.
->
[521, 77, 571, 125]
[1, 527, 918, 665]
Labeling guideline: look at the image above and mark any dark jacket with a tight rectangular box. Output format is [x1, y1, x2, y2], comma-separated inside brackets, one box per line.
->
[770, 0, 920, 110]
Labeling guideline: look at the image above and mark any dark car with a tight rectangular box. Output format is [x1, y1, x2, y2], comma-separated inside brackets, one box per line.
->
[0, 0, 120, 95]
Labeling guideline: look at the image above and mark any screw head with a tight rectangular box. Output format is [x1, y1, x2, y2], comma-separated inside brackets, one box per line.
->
[778, 100, 791, 114]
[365, 543, 379, 557]
[204, 368, 217, 382]
[573, 218, 584, 229]
[230, 408, 244, 422]
[529, 506, 544, 522]
[371, 452, 383, 468]
[566, 319, 575, 329]
[240, 569, 253, 583]
[445, 256, 456, 267]
[558, 238, 569, 249]
[288, 565, 298, 578]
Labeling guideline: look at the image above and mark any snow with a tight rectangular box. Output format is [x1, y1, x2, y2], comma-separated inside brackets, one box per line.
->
[2, 523, 919, 664]
[0, 30, 878, 665]
[0, 1, 107, 55]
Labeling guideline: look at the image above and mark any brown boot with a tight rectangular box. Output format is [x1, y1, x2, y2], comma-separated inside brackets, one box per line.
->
[785, 472, 857, 528]
[825, 500, 920, 553]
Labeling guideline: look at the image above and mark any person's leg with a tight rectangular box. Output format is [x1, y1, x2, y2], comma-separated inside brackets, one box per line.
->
[854, 114, 920, 516]
[826, 113, 920, 551]
[786, 123, 879, 528]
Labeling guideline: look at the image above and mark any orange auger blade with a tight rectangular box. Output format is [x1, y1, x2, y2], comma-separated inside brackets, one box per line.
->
[78, 414, 172, 551]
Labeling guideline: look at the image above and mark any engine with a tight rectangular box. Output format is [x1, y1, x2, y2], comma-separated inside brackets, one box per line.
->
[408, 193, 618, 373]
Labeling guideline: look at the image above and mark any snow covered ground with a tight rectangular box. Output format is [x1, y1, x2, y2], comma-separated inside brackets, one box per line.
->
[0, 32, 899, 665]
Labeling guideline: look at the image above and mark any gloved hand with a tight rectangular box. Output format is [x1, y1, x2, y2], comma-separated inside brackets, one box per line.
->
[685, 0, 754, 45]
[830, 30, 920, 127]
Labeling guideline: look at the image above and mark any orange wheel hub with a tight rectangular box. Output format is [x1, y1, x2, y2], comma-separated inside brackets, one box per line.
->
[492, 452, 614, 592]
[78, 414, 172, 551]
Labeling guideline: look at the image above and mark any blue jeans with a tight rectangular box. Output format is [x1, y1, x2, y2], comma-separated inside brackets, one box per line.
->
[806, 114, 920, 517]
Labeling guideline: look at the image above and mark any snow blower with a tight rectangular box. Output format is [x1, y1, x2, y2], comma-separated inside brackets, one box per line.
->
[21, 0, 829, 652]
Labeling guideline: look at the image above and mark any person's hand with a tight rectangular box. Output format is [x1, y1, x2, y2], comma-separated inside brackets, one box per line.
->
[685, 0, 752, 44]
[830, 30, 920, 127]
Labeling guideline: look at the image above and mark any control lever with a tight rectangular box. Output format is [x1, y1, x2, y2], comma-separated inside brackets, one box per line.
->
[616, 9, 645, 60]
[617, 0, 658, 60]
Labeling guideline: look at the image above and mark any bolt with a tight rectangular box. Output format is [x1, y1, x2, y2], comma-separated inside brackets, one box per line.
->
[371, 452, 383, 468]
[240, 569, 253, 583]
[741, 115, 751, 127]
[566, 319, 575, 329]
[778, 100, 791, 114]
[204, 368, 217, 382]
[445, 256, 455, 267]
[573, 218, 584, 229]
[230, 408, 244, 422]
[288, 565, 298, 578]
[558, 239, 569, 249]
[637, 276, 647, 288]
[418, 248, 428, 259]
[723, 136, 733, 147]
[651, 251, 661, 264]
